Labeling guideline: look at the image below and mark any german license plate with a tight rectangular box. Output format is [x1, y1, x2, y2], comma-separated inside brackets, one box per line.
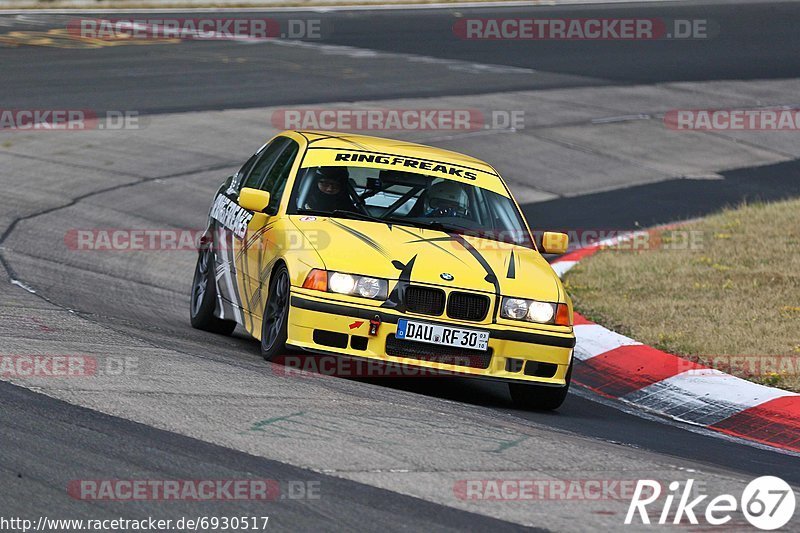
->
[395, 319, 489, 351]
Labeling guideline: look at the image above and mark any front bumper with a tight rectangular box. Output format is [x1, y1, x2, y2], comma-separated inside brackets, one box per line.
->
[286, 289, 575, 386]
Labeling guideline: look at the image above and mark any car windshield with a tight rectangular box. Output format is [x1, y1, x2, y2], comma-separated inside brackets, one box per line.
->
[288, 165, 534, 248]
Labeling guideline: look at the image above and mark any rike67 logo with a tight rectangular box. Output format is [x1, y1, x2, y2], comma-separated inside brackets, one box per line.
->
[626, 476, 796, 530]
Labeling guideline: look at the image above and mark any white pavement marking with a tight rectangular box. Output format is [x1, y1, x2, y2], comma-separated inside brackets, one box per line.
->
[246, 38, 539, 75]
[10, 279, 36, 293]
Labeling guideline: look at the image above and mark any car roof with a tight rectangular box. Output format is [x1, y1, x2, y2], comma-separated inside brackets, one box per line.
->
[291, 130, 503, 185]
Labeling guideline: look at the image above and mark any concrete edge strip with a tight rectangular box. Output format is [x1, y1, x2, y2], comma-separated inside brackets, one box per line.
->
[552, 232, 800, 453]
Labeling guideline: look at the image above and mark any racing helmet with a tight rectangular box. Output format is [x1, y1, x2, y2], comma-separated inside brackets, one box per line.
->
[312, 166, 349, 188]
[425, 180, 469, 216]
[302, 166, 353, 212]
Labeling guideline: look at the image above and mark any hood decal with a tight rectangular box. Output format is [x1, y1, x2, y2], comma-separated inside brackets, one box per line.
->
[506, 250, 516, 279]
[291, 216, 561, 303]
[448, 233, 502, 318]
[448, 233, 500, 292]
[329, 218, 391, 259]
[395, 226, 467, 265]
[381, 255, 417, 312]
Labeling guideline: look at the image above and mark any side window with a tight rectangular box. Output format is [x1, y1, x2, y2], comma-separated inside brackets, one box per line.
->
[261, 140, 299, 215]
[232, 152, 260, 191]
[242, 137, 290, 190]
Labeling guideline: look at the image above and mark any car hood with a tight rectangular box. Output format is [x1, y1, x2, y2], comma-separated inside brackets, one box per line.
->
[289, 216, 562, 302]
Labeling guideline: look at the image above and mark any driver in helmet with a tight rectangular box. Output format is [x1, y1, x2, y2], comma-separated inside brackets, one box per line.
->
[302, 166, 354, 213]
[423, 180, 470, 218]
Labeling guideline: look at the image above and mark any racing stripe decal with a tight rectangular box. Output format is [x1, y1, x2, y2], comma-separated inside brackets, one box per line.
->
[225, 231, 244, 324]
[448, 233, 500, 293]
[448, 233, 502, 320]
[506, 250, 516, 279]
[329, 219, 391, 258]
[395, 226, 467, 264]
[381, 255, 417, 312]
[214, 261, 227, 320]
[306, 133, 371, 150]
[237, 222, 274, 262]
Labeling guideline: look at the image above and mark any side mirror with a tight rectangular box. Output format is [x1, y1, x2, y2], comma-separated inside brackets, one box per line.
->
[239, 188, 271, 213]
[541, 231, 569, 254]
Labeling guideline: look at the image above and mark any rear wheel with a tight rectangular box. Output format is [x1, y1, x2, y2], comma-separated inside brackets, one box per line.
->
[261, 264, 290, 361]
[508, 361, 572, 411]
[189, 247, 236, 335]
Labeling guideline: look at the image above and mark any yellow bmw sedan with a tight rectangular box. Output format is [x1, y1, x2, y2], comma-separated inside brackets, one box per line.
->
[190, 130, 575, 409]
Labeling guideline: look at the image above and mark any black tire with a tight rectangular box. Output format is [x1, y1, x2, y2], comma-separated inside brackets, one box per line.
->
[190, 247, 236, 335]
[261, 264, 290, 361]
[508, 361, 572, 411]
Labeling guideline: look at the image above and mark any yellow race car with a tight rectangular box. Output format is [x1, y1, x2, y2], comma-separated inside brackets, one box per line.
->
[190, 130, 575, 409]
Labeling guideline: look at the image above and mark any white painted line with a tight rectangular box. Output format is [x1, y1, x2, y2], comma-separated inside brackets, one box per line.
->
[248, 38, 538, 75]
[11, 279, 36, 294]
[573, 323, 640, 361]
[591, 113, 651, 124]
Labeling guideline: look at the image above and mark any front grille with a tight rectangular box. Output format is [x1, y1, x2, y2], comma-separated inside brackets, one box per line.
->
[447, 292, 490, 321]
[385, 334, 492, 369]
[405, 286, 446, 316]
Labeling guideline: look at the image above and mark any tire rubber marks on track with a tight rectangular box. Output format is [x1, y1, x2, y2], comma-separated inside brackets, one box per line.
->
[250, 39, 539, 76]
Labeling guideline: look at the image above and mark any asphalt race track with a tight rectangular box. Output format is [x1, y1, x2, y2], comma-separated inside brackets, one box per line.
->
[4, 1, 800, 114]
[1, 2, 799, 531]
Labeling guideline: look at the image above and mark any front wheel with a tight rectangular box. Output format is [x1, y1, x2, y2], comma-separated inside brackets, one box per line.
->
[508, 361, 572, 411]
[189, 247, 236, 335]
[261, 264, 290, 361]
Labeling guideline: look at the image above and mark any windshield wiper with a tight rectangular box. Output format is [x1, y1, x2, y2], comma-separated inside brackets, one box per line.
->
[330, 210, 389, 224]
[407, 220, 500, 241]
[406, 220, 459, 233]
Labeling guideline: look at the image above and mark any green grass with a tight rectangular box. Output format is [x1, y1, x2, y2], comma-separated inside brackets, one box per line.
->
[565, 199, 800, 391]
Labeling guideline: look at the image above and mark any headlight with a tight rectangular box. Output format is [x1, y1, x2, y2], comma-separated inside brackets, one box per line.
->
[304, 269, 388, 300]
[527, 301, 555, 323]
[502, 297, 569, 325]
[502, 298, 529, 320]
[329, 272, 356, 294]
[356, 276, 383, 299]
